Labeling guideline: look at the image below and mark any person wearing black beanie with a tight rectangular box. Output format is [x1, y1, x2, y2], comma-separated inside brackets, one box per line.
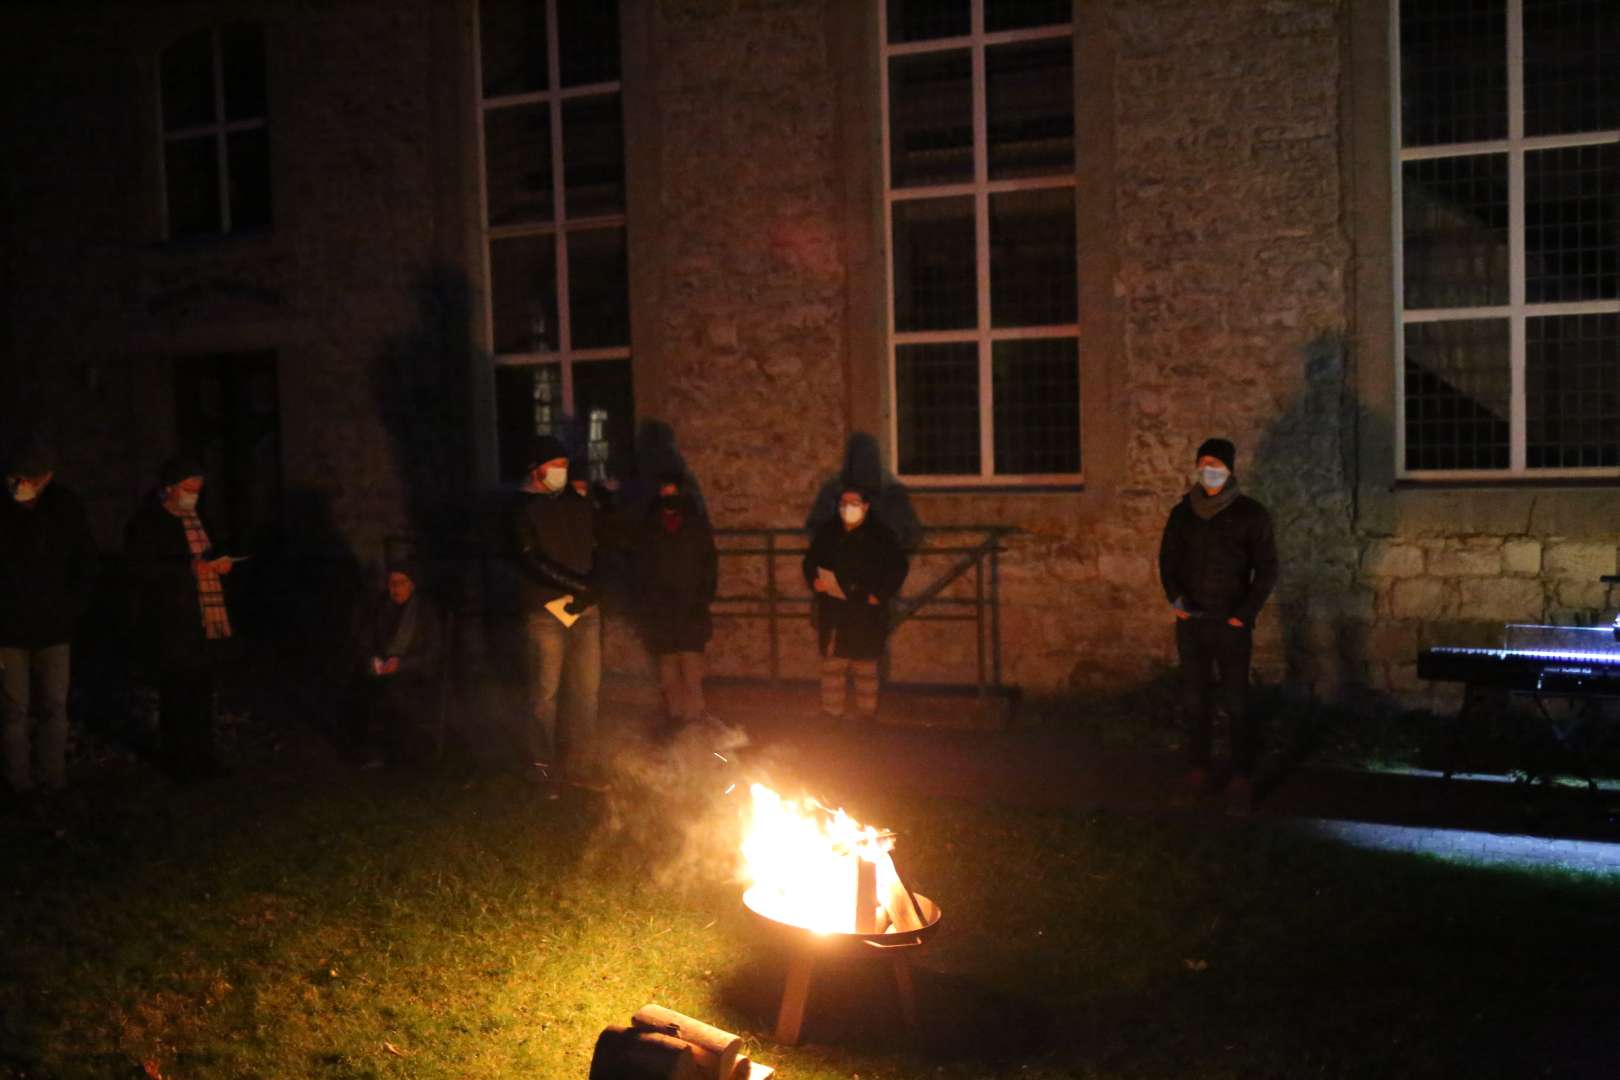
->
[512, 433, 607, 792]
[1156, 436, 1279, 813]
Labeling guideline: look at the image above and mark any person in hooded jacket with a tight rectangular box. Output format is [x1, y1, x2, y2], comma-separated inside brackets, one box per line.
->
[631, 472, 718, 733]
[803, 484, 909, 722]
[1157, 437, 1278, 811]
[0, 438, 97, 796]
[124, 457, 239, 782]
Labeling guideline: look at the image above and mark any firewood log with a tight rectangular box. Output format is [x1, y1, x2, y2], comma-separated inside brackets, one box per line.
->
[855, 856, 880, 933]
[877, 852, 924, 932]
[631, 1004, 742, 1080]
[731, 1056, 776, 1080]
[589, 1025, 700, 1080]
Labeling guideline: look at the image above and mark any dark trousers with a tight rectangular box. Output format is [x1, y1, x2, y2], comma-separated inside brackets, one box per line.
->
[159, 668, 218, 780]
[354, 677, 433, 764]
[1175, 617, 1256, 775]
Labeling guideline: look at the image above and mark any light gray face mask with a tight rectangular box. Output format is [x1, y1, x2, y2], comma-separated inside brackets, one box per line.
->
[1198, 465, 1230, 490]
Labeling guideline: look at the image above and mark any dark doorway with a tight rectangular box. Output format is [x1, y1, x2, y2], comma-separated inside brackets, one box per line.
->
[174, 351, 283, 554]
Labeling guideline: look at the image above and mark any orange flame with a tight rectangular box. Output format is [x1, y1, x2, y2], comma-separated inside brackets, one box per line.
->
[740, 783, 895, 934]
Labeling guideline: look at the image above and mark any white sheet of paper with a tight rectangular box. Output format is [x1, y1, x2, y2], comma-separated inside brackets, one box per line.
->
[816, 567, 846, 601]
[546, 594, 581, 627]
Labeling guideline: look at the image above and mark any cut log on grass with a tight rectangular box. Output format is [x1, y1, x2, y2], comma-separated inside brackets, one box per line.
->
[630, 1004, 741, 1080]
[589, 1025, 700, 1080]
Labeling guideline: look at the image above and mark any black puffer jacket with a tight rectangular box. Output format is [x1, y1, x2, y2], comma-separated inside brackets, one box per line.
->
[0, 483, 98, 649]
[1157, 491, 1279, 625]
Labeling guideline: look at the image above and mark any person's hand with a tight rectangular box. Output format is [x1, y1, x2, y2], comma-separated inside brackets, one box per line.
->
[1172, 606, 1191, 620]
[382, 656, 401, 675]
[867, 594, 879, 606]
[1227, 616, 1245, 628]
[811, 577, 827, 593]
[211, 556, 234, 576]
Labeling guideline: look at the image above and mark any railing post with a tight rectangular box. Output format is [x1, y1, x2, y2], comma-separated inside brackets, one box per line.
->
[990, 534, 1003, 688]
[766, 531, 780, 683]
[974, 548, 987, 697]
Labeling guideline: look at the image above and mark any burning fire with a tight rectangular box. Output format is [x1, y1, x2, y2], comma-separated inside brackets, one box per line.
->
[740, 783, 906, 935]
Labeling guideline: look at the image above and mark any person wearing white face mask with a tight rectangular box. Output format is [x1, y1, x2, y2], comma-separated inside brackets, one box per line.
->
[123, 457, 239, 782]
[513, 433, 606, 791]
[1, 437, 97, 799]
[1157, 437, 1279, 814]
[803, 485, 909, 723]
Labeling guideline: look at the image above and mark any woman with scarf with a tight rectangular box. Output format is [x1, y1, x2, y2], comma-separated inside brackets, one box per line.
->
[1157, 437, 1279, 812]
[124, 458, 240, 781]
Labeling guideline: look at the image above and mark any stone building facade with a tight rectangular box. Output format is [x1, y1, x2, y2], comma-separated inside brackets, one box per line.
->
[3, 0, 1616, 711]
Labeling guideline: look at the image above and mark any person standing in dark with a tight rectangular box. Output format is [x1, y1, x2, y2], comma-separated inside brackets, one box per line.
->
[351, 560, 443, 768]
[514, 434, 604, 789]
[631, 472, 718, 734]
[803, 485, 909, 722]
[0, 438, 97, 798]
[1157, 437, 1279, 812]
[124, 458, 239, 782]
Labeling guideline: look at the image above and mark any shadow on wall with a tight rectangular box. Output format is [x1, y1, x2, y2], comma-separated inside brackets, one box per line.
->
[804, 432, 923, 548]
[369, 263, 478, 556]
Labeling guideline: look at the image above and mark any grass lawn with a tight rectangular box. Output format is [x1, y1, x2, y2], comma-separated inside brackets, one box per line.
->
[3, 742, 1619, 1079]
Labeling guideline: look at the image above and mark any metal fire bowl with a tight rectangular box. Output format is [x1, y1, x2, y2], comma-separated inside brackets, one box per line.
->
[742, 886, 942, 957]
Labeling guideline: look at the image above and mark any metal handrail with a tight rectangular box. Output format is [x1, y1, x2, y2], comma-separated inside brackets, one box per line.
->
[387, 522, 1017, 697]
[711, 524, 1015, 694]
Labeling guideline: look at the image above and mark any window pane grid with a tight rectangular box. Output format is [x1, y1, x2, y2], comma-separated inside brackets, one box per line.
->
[1396, 0, 1620, 477]
[479, 0, 632, 480]
[897, 344, 981, 475]
[1525, 143, 1619, 303]
[1524, 0, 1619, 136]
[883, 0, 1080, 480]
[992, 339, 1080, 474]
[1403, 320, 1512, 471]
[1399, 0, 1507, 147]
[1526, 313, 1620, 467]
[160, 25, 268, 238]
[1401, 154, 1510, 309]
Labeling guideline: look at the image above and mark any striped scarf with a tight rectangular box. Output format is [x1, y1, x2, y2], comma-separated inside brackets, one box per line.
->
[179, 511, 233, 640]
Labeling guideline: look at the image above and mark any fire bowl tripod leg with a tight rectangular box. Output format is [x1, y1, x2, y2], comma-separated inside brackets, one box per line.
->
[774, 952, 816, 1045]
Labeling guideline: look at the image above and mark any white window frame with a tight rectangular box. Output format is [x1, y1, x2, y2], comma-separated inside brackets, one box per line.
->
[159, 26, 268, 239]
[1393, 0, 1620, 480]
[880, 1, 1081, 487]
[474, 0, 630, 477]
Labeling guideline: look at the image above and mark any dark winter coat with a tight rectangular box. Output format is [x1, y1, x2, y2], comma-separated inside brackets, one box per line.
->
[0, 482, 97, 649]
[631, 497, 718, 654]
[513, 488, 597, 611]
[123, 495, 233, 674]
[802, 513, 909, 661]
[352, 589, 444, 684]
[1157, 490, 1279, 625]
